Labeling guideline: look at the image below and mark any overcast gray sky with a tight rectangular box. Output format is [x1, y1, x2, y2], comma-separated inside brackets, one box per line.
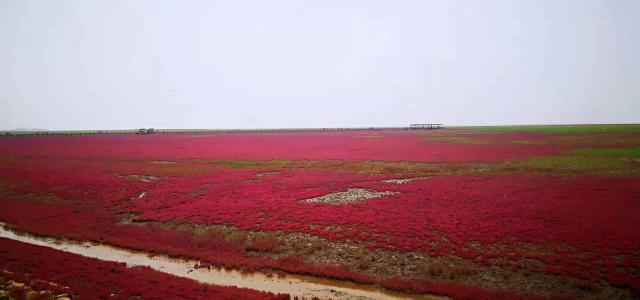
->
[1, 0, 638, 130]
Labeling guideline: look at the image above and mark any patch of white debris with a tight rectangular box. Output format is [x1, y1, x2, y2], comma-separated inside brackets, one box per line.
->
[138, 192, 147, 199]
[127, 175, 159, 183]
[299, 188, 398, 205]
[382, 177, 426, 184]
[256, 171, 280, 177]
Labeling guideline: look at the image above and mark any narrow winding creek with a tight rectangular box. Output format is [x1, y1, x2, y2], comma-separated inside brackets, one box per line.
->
[0, 224, 446, 300]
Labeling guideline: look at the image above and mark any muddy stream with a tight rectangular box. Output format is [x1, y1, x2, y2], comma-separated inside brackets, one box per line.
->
[0, 224, 446, 300]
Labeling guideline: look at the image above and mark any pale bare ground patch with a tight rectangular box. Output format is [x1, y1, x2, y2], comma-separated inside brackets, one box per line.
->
[382, 177, 428, 184]
[299, 188, 398, 205]
[126, 174, 159, 182]
[256, 171, 281, 177]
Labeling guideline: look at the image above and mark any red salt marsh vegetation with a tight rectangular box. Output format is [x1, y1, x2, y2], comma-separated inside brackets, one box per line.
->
[0, 238, 289, 300]
[0, 125, 639, 299]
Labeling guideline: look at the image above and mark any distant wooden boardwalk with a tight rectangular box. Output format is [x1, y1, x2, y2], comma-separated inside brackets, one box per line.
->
[2, 124, 445, 136]
[409, 124, 444, 130]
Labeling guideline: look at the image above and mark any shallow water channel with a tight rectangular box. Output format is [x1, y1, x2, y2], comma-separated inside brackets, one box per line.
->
[0, 224, 446, 300]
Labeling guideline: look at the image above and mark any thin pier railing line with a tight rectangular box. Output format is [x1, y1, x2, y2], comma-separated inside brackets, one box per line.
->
[1, 124, 445, 136]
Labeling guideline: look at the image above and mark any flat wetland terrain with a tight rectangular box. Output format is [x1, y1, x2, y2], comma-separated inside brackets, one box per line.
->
[1, 125, 639, 299]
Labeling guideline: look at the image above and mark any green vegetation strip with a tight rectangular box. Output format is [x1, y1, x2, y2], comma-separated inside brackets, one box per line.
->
[513, 156, 626, 169]
[0, 181, 70, 204]
[0, 156, 21, 164]
[215, 157, 639, 177]
[472, 124, 640, 133]
[568, 148, 640, 158]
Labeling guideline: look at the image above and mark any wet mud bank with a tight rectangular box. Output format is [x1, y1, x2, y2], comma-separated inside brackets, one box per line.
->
[0, 223, 446, 300]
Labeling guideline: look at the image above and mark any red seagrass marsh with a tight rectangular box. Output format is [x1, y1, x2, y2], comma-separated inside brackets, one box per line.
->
[2, 0, 639, 298]
[1, 125, 639, 299]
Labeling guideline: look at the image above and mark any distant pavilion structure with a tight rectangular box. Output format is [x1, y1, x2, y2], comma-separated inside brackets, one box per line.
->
[409, 123, 444, 130]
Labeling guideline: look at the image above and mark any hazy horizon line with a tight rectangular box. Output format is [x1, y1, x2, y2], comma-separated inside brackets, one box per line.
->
[3, 122, 640, 132]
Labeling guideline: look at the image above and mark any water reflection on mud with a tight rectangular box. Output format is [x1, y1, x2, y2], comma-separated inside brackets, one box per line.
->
[0, 224, 446, 300]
